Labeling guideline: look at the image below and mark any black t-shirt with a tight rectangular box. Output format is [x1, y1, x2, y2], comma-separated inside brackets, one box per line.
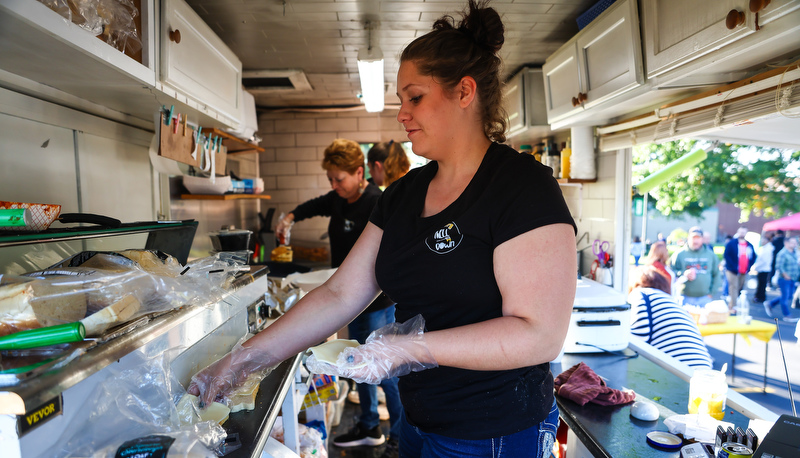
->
[292, 183, 381, 268]
[369, 142, 576, 439]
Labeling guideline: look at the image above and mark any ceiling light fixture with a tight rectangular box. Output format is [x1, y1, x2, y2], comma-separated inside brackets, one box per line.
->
[357, 21, 384, 113]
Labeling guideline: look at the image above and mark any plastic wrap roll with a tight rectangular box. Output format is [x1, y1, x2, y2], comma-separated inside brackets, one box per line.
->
[570, 126, 596, 180]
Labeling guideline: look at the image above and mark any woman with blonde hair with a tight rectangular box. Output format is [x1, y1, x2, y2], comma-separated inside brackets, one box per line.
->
[367, 140, 411, 188]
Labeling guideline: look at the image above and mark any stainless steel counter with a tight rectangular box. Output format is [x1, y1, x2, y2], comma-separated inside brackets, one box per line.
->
[1, 266, 302, 458]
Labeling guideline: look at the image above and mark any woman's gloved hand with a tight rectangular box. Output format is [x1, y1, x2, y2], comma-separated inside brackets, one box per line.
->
[188, 342, 277, 407]
[306, 315, 438, 384]
[275, 213, 295, 245]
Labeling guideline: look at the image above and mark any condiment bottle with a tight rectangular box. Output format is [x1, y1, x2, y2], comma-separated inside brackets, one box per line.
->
[561, 139, 572, 179]
[547, 141, 561, 178]
[533, 143, 544, 162]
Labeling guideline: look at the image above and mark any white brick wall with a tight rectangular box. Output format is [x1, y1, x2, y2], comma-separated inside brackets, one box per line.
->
[258, 109, 406, 243]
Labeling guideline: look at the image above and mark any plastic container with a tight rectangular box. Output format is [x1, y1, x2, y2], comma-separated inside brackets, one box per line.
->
[688, 369, 728, 420]
[518, 144, 532, 155]
[737, 291, 750, 324]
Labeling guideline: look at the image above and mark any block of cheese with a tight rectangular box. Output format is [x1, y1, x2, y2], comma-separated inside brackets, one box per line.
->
[176, 394, 230, 426]
[270, 245, 293, 262]
[308, 339, 360, 364]
[80, 294, 141, 336]
[229, 373, 262, 413]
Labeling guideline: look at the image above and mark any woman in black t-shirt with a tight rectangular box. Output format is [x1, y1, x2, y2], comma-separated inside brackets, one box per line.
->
[190, 2, 576, 456]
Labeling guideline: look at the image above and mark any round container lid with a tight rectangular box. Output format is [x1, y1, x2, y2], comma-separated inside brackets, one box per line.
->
[645, 431, 682, 449]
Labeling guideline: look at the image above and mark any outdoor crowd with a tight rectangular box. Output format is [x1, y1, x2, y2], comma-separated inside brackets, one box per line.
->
[627, 227, 799, 372]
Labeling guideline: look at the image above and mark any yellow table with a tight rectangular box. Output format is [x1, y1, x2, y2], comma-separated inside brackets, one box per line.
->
[698, 317, 777, 390]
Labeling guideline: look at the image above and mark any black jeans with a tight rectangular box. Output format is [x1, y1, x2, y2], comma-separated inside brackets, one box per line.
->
[755, 271, 769, 302]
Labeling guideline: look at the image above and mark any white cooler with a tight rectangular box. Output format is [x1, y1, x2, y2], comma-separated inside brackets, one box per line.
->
[562, 278, 630, 354]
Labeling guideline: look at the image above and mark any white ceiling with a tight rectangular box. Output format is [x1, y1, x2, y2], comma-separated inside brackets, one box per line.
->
[185, 0, 596, 108]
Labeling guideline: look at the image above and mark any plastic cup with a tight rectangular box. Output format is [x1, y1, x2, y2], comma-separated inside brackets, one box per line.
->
[687, 369, 727, 420]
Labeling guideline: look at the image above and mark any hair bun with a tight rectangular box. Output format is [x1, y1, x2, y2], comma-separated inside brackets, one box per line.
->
[460, 0, 504, 53]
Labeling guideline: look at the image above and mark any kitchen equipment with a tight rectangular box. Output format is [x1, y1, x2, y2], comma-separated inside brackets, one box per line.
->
[285, 268, 337, 292]
[592, 239, 609, 264]
[182, 175, 232, 195]
[208, 227, 252, 252]
[562, 278, 630, 353]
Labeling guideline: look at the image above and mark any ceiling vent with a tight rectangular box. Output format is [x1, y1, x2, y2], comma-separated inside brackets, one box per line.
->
[242, 69, 312, 93]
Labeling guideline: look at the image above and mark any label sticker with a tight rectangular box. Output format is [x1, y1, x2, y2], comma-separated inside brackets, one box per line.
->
[18, 395, 62, 436]
[115, 435, 176, 458]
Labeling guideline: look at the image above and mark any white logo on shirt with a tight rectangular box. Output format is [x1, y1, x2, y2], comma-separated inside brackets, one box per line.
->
[343, 219, 354, 233]
[425, 222, 463, 254]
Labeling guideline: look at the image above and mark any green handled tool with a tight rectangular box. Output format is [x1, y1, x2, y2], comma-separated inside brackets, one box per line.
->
[0, 322, 85, 350]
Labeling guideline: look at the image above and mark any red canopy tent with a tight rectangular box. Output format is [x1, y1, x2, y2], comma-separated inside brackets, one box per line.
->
[762, 213, 800, 231]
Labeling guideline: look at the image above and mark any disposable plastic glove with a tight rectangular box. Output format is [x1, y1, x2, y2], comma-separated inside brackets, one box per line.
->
[275, 213, 295, 245]
[305, 314, 438, 384]
[188, 342, 277, 407]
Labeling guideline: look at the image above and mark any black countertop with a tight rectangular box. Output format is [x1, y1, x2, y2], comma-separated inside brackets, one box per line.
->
[554, 350, 751, 457]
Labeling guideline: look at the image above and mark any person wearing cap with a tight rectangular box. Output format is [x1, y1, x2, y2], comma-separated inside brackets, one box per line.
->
[723, 227, 756, 312]
[670, 226, 720, 307]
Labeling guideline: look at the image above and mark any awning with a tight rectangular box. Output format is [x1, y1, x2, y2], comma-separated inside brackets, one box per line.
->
[763, 213, 800, 231]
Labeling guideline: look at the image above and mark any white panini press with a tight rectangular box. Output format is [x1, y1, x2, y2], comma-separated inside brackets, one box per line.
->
[562, 278, 630, 354]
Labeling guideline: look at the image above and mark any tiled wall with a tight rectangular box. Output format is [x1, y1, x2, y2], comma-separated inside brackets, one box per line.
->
[256, 109, 618, 278]
[257, 109, 406, 243]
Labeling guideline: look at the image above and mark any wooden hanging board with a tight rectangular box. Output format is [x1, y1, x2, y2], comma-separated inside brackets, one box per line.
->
[158, 112, 198, 167]
[214, 146, 228, 176]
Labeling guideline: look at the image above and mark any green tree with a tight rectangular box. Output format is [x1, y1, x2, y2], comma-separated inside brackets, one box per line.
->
[633, 140, 800, 219]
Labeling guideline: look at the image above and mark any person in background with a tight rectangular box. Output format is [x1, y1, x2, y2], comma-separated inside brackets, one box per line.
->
[367, 140, 412, 189]
[657, 232, 666, 243]
[630, 236, 645, 266]
[752, 232, 774, 303]
[703, 231, 714, 251]
[719, 234, 733, 300]
[671, 226, 720, 307]
[771, 230, 786, 288]
[274, 138, 403, 450]
[189, 2, 577, 457]
[723, 227, 756, 313]
[644, 240, 685, 297]
[628, 266, 713, 369]
[765, 236, 799, 322]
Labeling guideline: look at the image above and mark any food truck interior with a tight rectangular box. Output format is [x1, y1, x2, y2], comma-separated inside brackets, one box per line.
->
[1, 0, 799, 457]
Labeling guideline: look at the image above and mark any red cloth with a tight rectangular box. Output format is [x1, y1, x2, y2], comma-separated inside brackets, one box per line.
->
[738, 240, 748, 274]
[554, 362, 636, 406]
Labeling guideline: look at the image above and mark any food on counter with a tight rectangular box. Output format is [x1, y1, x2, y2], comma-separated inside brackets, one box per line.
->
[80, 294, 141, 336]
[229, 372, 262, 412]
[688, 394, 726, 420]
[308, 339, 360, 364]
[270, 245, 293, 262]
[0, 278, 87, 337]
[176, 393, 230, 426]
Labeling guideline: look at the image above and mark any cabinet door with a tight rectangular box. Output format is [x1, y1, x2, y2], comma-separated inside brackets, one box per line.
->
[504, 71, 526, 136]
[576, 0, 643, 109]
[642, 0, 755, 78]
[161, 0, 242, 122]
[542, 42, 583, 124]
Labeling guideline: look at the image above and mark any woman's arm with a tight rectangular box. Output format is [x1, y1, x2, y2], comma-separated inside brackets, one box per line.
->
[190, 224, 384, 404]
[423, 223, 577, 370]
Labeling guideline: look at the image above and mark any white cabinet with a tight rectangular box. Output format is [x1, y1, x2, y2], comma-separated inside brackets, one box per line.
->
[161, 0, 242, 126]
[504, 68, 550, 140]
[0, 0, 156, 111]
[542, 0, 643, 125]
[642, 0, 755, 78]
[641, 0, 800, 79]
[542, 43, 583, 123]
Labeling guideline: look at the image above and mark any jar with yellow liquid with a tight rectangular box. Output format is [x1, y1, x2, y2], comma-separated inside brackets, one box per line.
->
[687, 369, 728, 420]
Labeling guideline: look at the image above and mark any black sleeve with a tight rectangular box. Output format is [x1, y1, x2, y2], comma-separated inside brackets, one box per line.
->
[292, 191, 337, 222]
[490, 154, 576, 247]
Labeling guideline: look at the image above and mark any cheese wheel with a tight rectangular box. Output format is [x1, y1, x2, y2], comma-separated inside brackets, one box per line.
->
[309, 339, 360, 364]
[176, 394, 230, 426]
